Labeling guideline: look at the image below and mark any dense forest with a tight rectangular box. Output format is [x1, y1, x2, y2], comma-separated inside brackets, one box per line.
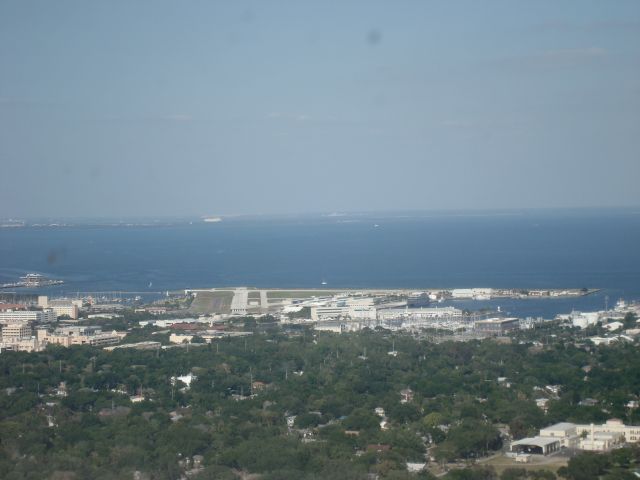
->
[1, 321, 640, 479]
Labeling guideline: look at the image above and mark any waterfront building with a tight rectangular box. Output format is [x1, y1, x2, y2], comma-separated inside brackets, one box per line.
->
[450, 288, 494, 299]
[311, 298, 377, 321]
[407, 292, 430, 307]
[377, 306, 463, 321]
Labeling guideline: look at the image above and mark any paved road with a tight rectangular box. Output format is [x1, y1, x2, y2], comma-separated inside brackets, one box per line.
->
[260, 290, 268, 312]
[230, 288, 248, 315]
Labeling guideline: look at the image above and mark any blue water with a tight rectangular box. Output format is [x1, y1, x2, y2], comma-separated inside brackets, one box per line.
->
[0, 209, 639, 318]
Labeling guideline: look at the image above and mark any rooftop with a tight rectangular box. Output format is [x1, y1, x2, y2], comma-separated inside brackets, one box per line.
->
[512, 437, 561, 448]
[476, 317, 519, 325]
[541, 422, 577, 432]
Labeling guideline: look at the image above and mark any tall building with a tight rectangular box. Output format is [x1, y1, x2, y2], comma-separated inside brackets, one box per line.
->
[39, 296, 80, 319]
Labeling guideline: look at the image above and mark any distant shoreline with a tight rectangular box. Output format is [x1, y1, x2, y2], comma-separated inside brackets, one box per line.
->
[182, 287, 601, 300]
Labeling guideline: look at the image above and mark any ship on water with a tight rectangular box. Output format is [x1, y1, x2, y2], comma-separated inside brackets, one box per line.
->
[0, 273, 64, 289]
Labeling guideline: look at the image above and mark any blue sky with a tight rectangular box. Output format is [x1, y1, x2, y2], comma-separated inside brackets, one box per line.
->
[1, 1, 639, 217]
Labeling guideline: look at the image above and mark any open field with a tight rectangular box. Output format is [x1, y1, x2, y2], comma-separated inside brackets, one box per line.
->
[478, 453, 568, 475]
[189, 290, 235, 314]
[247, 291, 261, 301]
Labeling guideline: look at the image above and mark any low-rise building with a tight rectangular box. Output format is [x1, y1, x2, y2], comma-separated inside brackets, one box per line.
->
[474, 317, 520, 335]
[377, 306, 463, 321]
[38, 326, 121, 347]
[539, 422, 579, 448]
[570, 311, 600, 329]
[511, 437, 561, 456]
[0, 337, 40, 353]
[314, 320, 366, 333]
[170, 333, 195, 344]
[0, 309, 56, 324]
[104, 341, 161, 351]
[512, 420, 640, 455]
[589, 336, 618, 346]
[0, 303, 28, 311]
[311, 302, 377, 321]
[1, 323, 32, 340]
[450, 288, 494, 299]
[575, 419, 640, 443]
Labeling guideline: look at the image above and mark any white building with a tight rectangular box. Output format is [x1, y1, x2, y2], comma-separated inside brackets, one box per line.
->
[603, 321, 624, 332]
[539, 422, 579, 448]
[575, 419, 640, 443]
[570, 311, 600, 329]
[139, 318, 206, 328]
[377, 306, 463, 321]
[0, 309, 56, 324]
[450, 288, 494, 299]
[311, 301, 377, 321]
[314, 320, 366, 333]
[589, 336, 619, 346]
[513, 420, 640, 454]
[171, 373, 197, 390]
[474, 317, 520, 335]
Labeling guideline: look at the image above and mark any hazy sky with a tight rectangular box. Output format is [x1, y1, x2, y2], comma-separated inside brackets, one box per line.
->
[1, 1, 639, 217]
